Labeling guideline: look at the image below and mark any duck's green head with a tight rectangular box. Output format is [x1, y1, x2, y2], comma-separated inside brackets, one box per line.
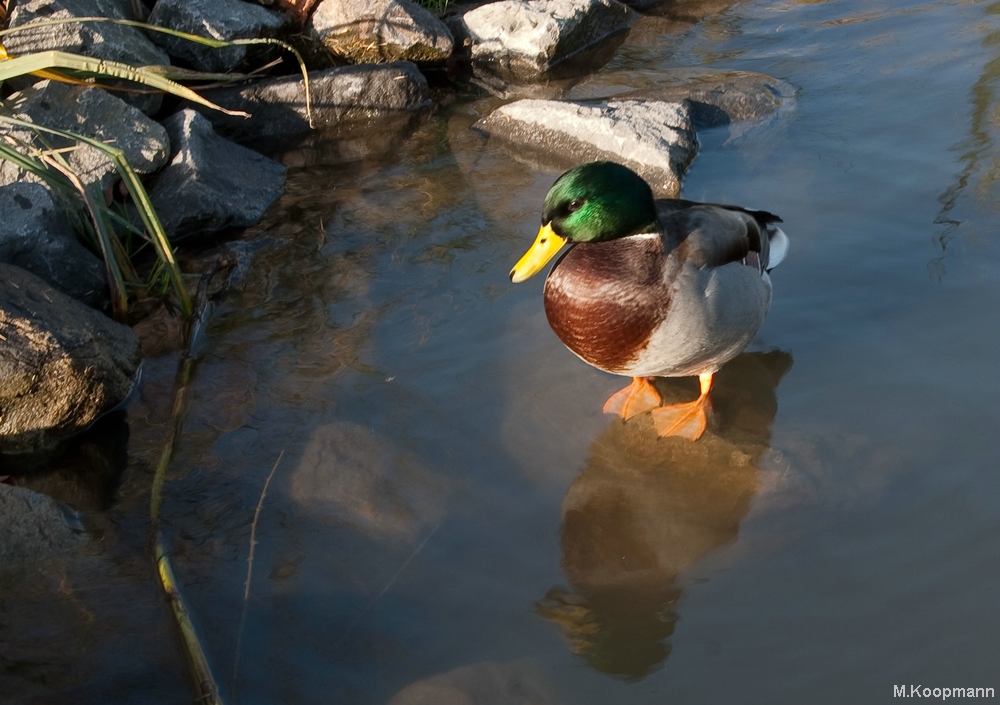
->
[510, 162, 658, 283]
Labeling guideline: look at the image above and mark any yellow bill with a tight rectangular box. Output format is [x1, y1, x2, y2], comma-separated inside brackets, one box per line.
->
[509, 223, 567, 283]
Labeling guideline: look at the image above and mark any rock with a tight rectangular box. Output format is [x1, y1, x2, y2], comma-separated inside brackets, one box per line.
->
[450, 0, 636, 92]
[388, 661, 555, 705]
[0, 264, 141, 456]
[0, 183, 107, 309]
[135, 109, 285, 242]
[271, 115, 426, 169]
[4, 0, 168, 66]
[600, 68, 795, 129]
[4, 0, 170, 113]
[0, 484, 87, 569]
[3, 411, 129, 511]
[623, 0, 737, 22]
[196, 62, 431, 143]
[473, 98, 698, 196]
[0, 81, 171, 192]
[147, 0, 290, 73]
[308, 0, 454, 64]
[289, 421, 445, 540]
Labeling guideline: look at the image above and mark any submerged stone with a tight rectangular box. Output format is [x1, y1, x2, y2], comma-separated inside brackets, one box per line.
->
[308, 0, 454, 64]
[388, 661, 556, 705]
[567, 68, 798, 129]
[289, 421, 445, 540]
[0, 484, 87, 569]
[473, 98, 698, 197]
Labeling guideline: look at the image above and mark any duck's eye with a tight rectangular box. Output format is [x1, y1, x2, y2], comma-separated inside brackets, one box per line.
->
[567, 199, 585, 213]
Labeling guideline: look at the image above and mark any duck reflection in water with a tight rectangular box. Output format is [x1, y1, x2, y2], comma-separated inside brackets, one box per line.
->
[535, 351, 792, 680]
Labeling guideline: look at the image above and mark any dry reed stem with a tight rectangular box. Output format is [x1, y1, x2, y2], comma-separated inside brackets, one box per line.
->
[231, 451, 285, 691]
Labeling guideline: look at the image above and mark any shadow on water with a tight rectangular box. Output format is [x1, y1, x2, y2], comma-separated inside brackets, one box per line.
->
[536, 351, 792, 680]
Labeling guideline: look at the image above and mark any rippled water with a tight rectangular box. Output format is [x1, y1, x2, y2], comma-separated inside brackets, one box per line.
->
[8, 0, 1000, 702]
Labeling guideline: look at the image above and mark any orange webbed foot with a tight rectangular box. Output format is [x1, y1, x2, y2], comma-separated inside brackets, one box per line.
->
[649, 372, 715, 441]
[602, 377, 662, 420]
[650, 399, 710, 440]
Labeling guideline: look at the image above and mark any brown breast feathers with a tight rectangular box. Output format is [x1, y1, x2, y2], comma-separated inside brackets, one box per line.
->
[543, 236, 670, 374]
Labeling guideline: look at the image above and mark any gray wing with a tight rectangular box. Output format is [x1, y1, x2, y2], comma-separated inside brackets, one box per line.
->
[655, 201, 785, 273]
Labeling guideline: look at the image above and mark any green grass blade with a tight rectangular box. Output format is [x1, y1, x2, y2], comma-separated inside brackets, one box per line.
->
[0, 51, 249, 117]
[1, 16, 312, 124]
[0, 115, 193, 318]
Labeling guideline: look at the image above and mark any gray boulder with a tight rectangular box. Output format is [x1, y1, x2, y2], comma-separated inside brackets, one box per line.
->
[473, 98, 698, 196]
[0, 80, 171, 192]
[0, 264, 141, 456]
[139, 109, 285, 242]
[4, 0, 170, 113]
[0, 484, 87, 569]
[308, 0, 454, 64]
[196, 62, 431, 143]
[0, 183, 107, 309]
[147, 0, 290, 73]
[450, 0, 636, 92]
[4, 0, 168, 67]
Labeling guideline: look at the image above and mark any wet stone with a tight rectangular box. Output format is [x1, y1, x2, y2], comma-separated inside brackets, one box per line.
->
[607, 69, 795, 130]
[289, 421, 445, 540]
[449, 0, 636, 93]
[0, 183, 107, 309]
[473, 98, 698, 197]
[0, 484, 87, 570]
[196, 62, 432, 144]
[0, 264, 141, 456]
[308, 0, 454, 64]
[387, 661, 556, 705]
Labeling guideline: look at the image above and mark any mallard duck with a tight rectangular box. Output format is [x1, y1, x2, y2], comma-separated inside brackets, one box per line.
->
[509, 161, 788, 440]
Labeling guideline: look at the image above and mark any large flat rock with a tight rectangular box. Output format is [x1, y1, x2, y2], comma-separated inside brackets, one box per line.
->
[473, 98, 698, 196]
[196, 62, 431, 143]
[567, 67, 797, 129]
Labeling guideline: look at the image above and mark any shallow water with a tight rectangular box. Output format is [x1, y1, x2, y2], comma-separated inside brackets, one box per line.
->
[8, 0, 1000, 702]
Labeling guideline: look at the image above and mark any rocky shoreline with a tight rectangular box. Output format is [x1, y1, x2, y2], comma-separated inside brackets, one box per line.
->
[0, 0, 793, 543]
